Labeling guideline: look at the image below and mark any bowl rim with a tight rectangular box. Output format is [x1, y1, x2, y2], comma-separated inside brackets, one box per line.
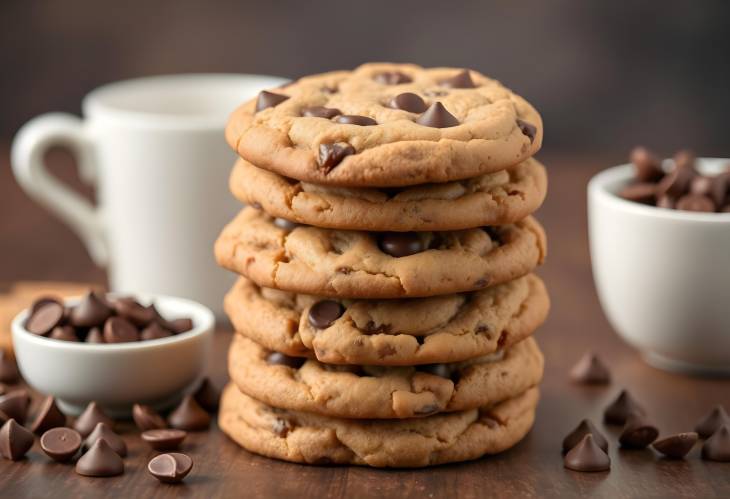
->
[588, 157, 730, 223]
[12, 292, 215, 353]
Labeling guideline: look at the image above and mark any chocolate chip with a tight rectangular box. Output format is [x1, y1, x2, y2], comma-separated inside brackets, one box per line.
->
[0, 350, 20, 384]
[141, 428, 187, 451]
[272, 417, 293, 437]
[40, 427, 82, 462]
[164, 318, 194, 334]
[388, 93, 428, 113]
[416, 102, 459, 128]
[562, 419, 609, 454]
[308, 300, 344, 329]
[140, 322, 172, 341]
[675, 194, 715, 212]
[255, 91, 289, 112]
[132, 404, 167, 431]
[656, 195, 676, 209]
[570, 352, 611, 385]
[619, 413, 658, 448]
[273, 218, 299, 231]
[630, 146, 664, 183]
[75, 439, 124, 477]
[516, 119, 537, 143]
[439, 70, 476, 88]
[29, 396, 66, 434]
[317, 142, 355, 172]
[49, 325, 78, 342]
[419, 364, 451, 378]
[378, 232, 427, 257]
[334, 115, 377, 126]
[70, 292, 113, 328]
[0, 390, 31, 423]
[148, 453, 193, 484]
[193, 378, 220, 413]
[113, 298, 156, 327]
[604, 389, 645, 425]
[673, 149, 696, 170]
[710, 172, 730, 207]
[652, 432, 698, 459]
[690, 175, 713, 196]
[168, 395, 211, 431]
[84, 422, 127, 457]
[694, 405, 730, 438]
[266, 352, 306, 369]
[374, 72, 412, 85]
[301, 106, 341, 119]
[85, 327, 104, 343]
[701, 425, 730, 462]
[0, 419, 34, 461]
[564, 434, 610, 472]
[103, 317, 139, 343]
[656, 165, 695, 199]
[74, 401, 114, 437]
[26, 301, 64, 335]
[30, 296, 61, 314]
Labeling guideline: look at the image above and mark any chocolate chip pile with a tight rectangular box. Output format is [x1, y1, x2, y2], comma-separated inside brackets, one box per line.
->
[619, 147, 730, 212]
[24, 291, 193, 343]
[564, 352, 730, 472]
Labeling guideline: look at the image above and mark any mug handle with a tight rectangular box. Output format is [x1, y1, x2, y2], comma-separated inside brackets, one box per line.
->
[11, 113, 108, 266]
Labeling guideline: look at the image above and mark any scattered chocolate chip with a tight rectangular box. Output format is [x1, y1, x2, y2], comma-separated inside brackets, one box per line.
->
[84, 422, 127, 457]
[255, 91, 289, 113]
[694, 405, 730, 438]
[148, 452, 193, 484]
[562, 419, 609, 453]
[308, 300, 344, 329]
[85, 327, 105, 343]
[388, 92, 428, 113]
[618, 183, 656, 204]
[301, 106, 341, 119]
[0, 419, 34, 461]
[0, 350, 20, 384]
[273, 218, 299, 231]
[652, 432, 698, 459]
[374, 72, 412, 85]
[75, 438, 124, 477]
[318, 143, 355, 172]
[193, 378, 220, 413]
[266, 352, 306, 368]
[516, 119, 537, 143]
[168, 395, 211, 431]
[26, 301, 65, 335]
[619, 413, 658, 449]
[103, 317, 139, 343]
[655, 164, 695, 199]
[113, 298, 156, 327]
[29, 396, 66, 434]
[133, 404, 167, 431]
[564, 434, 610, 472]
[419, 364, 451, 378]
[74, 401, 114, 437]
[570, 352, 611, 385]
[702, 425, 730, 462]
[439, 69, 476, 88]
[630, 146, 664, 183]
[416, 102, 459, 128]
[49, 325, 78, 342]
[675, 194, 715, 212]
[604, 389, 645, 425]
[40, 427, 82, 462]
[272, 417, 293, 437]
[141, 428, 187, 451]
[70, 292, 113, 328]
[0, 390, 31, 423]
[334, 115, 377, 126]
[690, 175, 713, 196]
[378, 232, 427, 257]
[140, 322, 172, 341]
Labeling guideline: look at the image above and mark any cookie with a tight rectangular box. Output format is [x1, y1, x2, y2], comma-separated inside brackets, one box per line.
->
[214, 207, 547, 298]
[219, 383, 539, 467]
[224, 274, 549, 365]
[228, 334, 543, 419]
[225, 63, 542, 187]
[228, 157, 547, 231]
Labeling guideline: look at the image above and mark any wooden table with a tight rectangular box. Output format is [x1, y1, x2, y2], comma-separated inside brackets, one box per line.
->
[1, 145, 728, 498]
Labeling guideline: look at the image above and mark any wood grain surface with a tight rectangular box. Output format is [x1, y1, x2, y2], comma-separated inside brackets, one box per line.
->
[0, 144, 728, 498]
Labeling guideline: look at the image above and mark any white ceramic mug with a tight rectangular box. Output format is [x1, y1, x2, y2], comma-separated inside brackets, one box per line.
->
[588, 158, 730, 375]
[11, 74, 288, 317]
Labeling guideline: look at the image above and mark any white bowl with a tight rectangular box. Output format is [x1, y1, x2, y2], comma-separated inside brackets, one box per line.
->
[12, 293, 214, 416]
[588, 158, 730, 376]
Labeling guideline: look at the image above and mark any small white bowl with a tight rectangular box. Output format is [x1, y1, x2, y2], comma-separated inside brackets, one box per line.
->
[12, 293, 214, 417]
[588, 158, 730, 376]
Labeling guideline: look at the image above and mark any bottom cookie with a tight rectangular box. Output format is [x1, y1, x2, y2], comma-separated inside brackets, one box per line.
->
[219, 383, 539, 468]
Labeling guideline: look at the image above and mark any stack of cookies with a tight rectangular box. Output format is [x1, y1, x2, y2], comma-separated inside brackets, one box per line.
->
[215, 63, 549, 468]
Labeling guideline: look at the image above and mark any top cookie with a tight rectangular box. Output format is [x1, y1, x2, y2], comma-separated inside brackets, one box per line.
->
[226, 63, 543, 187]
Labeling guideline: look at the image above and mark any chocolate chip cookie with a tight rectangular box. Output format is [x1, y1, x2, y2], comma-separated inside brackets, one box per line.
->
[225, 63, 542, 187]
[224, 274, 549, 365]
[214, 207, 547, 298]
[229, 157, 547, 231]
[219, 383, 539, 467]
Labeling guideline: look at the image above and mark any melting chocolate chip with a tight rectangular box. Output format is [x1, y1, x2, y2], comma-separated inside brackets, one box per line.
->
[40, 427, 82, 462]
[604, 389, 645, 425]
[266, 352, 306, 369]
[168, 395, 211, 431]
[378, 232, 427, 257]
[301, 106, 341, 119]
[273, 218, 299, 231]
[652, 432, 698, 459]
[317, 143, 355, 172]
[695, 405, 730, 438]
[29, 396, 66, 434]
[419, 364, 451, 378]
[334, 115, 377, 126]
[26, 301, 65, 335]
[70, 292, 113, 328]
[50, 325, 78, 342]
[0, 350, 20, 384]
[148, 452, 193, 484]
[630, 146, 664, 183]
[374, 72, 412, 85]
[564, 434, 610, 472]
[193, 378, 220, 413]
[75, 439, 124, 477]
[675, 194, 715, 212]
[701, 425, 730, 462]
[308, 300, 344, 329]
[439, 70, 476, 88]
[0, 419, 34, 461]
[0, 390, 31, 423]
[132, 404, 167, 431]
[141, 428, 187, 451]
[272, 417, 293, 437]
[516, 119, 537, 144]
[570, 352, 611, 385]
[84, 422, 127, 457]
[562, 419, 609, 453]
[74, 401, 114, 437]
[255, 91, 289, 113]
[103, 317, 139, 343]
[388, 92, 428, 113]
[113, 298, 156, 327]
[140, 322, 172, 341]
[416, 102, 459, 128]
[619, 413, 659, 449]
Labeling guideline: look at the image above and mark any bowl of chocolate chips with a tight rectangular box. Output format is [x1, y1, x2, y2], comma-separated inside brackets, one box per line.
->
[11, 291, 214, 416]
[588, 148, 730, 375]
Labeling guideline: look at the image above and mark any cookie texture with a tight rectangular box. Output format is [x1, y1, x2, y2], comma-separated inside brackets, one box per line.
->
[228, 334, 543, 419]
[225, 63, 543, 187]
[225, 274, 549, 365]
[214, 207, 547, 298]
[229, 157, 547, 231]
[219, 383, 539, 467]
